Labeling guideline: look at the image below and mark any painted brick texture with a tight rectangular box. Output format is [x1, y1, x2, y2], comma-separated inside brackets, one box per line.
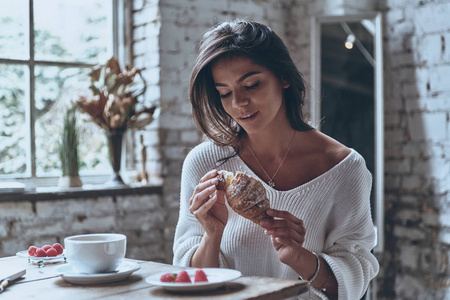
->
[0, 194, 165, 262]
[379, 0, 450, 297]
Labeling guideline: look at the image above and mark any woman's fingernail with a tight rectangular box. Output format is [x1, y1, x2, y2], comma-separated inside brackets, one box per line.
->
[267, 209, 273, 215]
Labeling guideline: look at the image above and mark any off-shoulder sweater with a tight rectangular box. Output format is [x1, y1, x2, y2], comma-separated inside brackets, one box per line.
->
[173, 141, 379, 300]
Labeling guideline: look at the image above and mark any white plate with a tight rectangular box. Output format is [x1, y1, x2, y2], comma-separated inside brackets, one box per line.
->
[16, 250, 66, 263]
[146, 268, 242, 292]
[53, 260, 141, 285]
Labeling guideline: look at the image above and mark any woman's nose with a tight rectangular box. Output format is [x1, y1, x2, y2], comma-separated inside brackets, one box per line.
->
[232, 91, 249, 109]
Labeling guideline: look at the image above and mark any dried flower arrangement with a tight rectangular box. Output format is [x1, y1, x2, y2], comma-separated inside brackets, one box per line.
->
[75, 57, 157, 186]
[76, 57, 156, 131]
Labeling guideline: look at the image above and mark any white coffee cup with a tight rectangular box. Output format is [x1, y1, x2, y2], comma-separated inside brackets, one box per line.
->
[64, 233, 126, 274]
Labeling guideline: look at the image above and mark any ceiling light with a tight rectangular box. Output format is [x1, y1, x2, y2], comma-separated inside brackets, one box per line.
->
[345, 34, 355, 49]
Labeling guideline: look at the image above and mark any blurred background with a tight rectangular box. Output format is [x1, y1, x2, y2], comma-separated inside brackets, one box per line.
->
[1, 0, 449, 299]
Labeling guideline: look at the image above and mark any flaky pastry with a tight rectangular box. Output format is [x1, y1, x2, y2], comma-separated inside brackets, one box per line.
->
[217, 170, 272, 224]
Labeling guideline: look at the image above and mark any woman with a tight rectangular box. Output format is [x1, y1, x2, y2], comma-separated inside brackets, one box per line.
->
[173, 19, 379, 300]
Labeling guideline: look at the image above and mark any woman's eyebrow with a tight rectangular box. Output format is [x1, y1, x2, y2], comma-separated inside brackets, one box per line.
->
[215, 71, 261, 87]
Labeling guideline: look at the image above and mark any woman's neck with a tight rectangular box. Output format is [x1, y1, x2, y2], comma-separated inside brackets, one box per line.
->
[243, 127, 297, 160]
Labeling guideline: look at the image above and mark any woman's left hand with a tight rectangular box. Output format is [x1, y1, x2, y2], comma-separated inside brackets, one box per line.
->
[260, 209, 306, 267]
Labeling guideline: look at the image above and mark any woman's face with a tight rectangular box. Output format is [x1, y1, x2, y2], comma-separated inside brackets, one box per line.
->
[211, 56, 290, 134]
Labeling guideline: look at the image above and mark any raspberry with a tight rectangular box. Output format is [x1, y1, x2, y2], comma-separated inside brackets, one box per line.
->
[35, 248, 46, 257]
[46, 248, 58, 257]
[41, 245, 52, 251]
[175, 270, 191, 283]
[52, 243, 64, 255]
[194, 269, 208, 283]
[160, 273, 177, 283]
[27, 246, 37, 256]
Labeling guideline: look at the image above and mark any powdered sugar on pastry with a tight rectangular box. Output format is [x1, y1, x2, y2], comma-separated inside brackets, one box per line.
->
[217, 170, 272, 224]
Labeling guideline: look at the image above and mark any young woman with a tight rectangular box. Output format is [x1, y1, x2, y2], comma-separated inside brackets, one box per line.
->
[173, 20, 379, 300]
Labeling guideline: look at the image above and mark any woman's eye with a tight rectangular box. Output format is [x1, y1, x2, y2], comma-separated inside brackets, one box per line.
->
[219, 91, 232, 99]
[245, 82, 259, 90]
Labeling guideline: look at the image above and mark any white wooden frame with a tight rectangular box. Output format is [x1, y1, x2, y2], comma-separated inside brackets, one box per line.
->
[310, 12, 384, 253]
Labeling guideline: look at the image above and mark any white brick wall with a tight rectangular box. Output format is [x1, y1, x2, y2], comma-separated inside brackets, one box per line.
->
[408, 112, 447, 141]
[0, 193, 165, 262]
[362, 0, 450, 298]
[414, 3, 450, 34]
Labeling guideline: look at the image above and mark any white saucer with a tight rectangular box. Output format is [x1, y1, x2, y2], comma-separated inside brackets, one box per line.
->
[53, 261, 141, 284]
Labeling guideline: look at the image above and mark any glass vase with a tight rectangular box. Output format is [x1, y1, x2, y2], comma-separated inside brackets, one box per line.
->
[106, 128, 127, 186]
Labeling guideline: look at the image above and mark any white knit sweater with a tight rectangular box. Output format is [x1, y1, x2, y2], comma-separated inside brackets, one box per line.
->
[173, 141, 379, 300]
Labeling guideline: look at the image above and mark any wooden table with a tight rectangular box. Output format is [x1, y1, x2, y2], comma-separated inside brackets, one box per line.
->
[0, 256, 308, 299]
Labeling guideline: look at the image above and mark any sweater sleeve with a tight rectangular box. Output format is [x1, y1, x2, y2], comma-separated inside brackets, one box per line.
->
[172, 143, 229, 268]
[315, 156, 379, 299]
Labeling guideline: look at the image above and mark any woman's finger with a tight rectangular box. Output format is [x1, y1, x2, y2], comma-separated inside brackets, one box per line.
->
[193, 177, 219, 196]
[198, 169, 218, 184]
[261, 216, 304, 238]
[271, 236, 282, 251]
[192, 193, 218, 219]
[265, 227, 305, 244]
[190, 177, 219, 205]
[272, 236, 301, 248]
[266, 209, 302, 225]
[189, 184, 217, 213]
[261, 218, 304, 232]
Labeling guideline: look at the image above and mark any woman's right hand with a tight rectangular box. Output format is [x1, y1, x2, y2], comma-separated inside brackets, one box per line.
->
[189, 170, 228, 236]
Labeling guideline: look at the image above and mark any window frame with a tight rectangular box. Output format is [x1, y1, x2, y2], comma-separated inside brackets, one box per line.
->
[310, 13, 384, 253]
[0, 0, 134, 188]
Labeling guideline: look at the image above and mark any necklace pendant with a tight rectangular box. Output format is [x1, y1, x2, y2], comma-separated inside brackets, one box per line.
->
[268, 180, 275, 188]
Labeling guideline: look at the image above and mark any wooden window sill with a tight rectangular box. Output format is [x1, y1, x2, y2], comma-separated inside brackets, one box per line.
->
[0, 184, 163, 202]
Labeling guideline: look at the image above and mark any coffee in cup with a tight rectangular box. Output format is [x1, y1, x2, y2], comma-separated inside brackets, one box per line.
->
[64, 233, 126, 274]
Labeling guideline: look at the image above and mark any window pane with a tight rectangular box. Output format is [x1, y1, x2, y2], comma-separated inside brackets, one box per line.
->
[0, 0, 29, 60]
[0, 64, 28, 175]
[34, 66, 109, 176]
[34, 0, 113, 64]
[78, 120, 110, 176]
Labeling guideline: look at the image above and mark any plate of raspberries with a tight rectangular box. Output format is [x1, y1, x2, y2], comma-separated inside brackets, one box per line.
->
[16, 243, 66, 265]
[146, 268, 242, 292]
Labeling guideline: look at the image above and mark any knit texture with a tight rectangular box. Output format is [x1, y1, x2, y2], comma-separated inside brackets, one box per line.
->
[173, 141, 379, 300]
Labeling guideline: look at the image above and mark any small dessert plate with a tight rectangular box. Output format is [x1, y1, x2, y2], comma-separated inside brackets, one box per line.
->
[53, 260, 141, 285]
[16, 250, 66, 267]
[146, 268, 242, 292]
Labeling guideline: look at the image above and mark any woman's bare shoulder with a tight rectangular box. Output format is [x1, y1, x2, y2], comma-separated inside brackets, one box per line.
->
[279, 130, 352, 188]
[308, 130, 351, 166]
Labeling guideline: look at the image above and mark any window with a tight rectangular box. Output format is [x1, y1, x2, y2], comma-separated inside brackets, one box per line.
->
[0, 0, 130, 187]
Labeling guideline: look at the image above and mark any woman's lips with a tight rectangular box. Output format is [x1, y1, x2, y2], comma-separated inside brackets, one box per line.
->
[238, 112, 258, 122]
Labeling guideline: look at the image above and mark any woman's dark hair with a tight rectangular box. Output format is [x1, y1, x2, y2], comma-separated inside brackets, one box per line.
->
[189, 19, 313, 156]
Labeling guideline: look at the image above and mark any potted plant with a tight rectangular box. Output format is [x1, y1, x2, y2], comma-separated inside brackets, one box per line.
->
[58, 105, 82, 188]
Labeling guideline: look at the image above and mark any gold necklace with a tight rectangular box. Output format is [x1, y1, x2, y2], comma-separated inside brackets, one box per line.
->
[248, 131, 297, 188]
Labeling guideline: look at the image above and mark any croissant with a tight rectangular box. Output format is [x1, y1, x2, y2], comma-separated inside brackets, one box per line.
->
[217, 171, 272, 224]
